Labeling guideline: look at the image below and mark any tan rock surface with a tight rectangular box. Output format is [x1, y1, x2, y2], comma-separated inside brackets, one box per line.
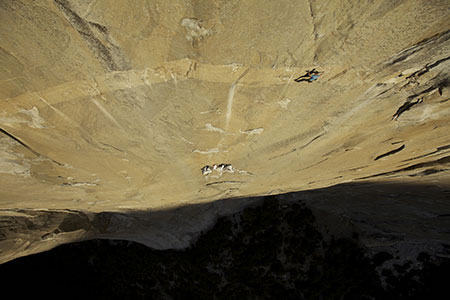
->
[1, 0, 449, 263]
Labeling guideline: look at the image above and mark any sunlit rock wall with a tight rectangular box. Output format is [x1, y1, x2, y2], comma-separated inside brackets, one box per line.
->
[0, 0, 449, 263]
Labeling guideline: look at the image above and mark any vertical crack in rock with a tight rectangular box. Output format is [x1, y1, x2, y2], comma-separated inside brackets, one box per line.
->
[308, 0, 318, 41]
[53, 0, 130, 71]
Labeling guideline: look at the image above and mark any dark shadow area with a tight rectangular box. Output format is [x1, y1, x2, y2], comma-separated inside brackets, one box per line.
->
[0, 181, 449, 299]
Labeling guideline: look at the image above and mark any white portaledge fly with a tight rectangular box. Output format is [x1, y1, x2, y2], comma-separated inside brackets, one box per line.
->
[201, 164, 234, 176]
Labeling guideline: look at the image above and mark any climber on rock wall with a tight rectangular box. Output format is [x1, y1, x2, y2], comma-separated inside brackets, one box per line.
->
[308, 73, 320, 83]
[294, 69, 322, 83]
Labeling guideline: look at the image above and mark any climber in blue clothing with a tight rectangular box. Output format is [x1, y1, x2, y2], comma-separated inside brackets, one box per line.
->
[308, 73, 320, 82]
[294, 69, 322, 83]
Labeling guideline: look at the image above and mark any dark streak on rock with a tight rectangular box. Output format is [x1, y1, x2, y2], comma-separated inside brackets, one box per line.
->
[308, 0, 318, 41]
[296, 158, 328, 172]
[402, 144, 450, 162]
[348, 165, 368, 171]
[100, 142, 126, 153]
[408, 168, 446, 177]
[402, 151, 436, 162]
[79, 31, 117, 68]
[392, 98, 422, 120]
[0, 127, 40, 157]
[375, 145, 405, 161]
[356, 155, 450, 180]
[270, 133, 325, 160]
[89, 21, 108, 34]
[61, 182, 98, 187]
[0, 127, 63, 166]
[387, 30, 450, 66]
[206, 181, 243, 186]
[381, 137, 393, 143]
[53, 0, 128, 71]
[437, 144, 450, 152]
[418, 56, 450, 75]
[375, 88, 391, 98]
[406, 77, 449, 102]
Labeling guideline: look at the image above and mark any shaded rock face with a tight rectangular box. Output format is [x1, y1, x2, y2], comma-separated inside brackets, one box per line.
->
[0, 0, 449, 270]
[1, 198, 448, 299]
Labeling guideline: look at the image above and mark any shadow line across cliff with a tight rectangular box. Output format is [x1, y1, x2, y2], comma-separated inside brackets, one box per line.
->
[0, 180, 449, 299]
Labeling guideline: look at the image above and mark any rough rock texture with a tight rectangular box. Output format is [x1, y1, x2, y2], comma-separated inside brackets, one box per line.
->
[0, 1, 450, 263]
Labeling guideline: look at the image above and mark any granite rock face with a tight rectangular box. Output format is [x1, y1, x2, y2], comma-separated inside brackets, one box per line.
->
[0, 1, 449, 263]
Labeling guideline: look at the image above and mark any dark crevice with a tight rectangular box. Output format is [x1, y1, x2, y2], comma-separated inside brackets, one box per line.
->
[402, 151, 438, 162]
[356, 155, 450, 180]
[375, 88, 391, 98]
[61, 182, 98, 187]
[395, 61, 449, 109]
[405, 77, 449, 102]
[0, 127, 40, 157]
[437, 144, 450, 152]
[270, 133, 325, 160]
[430, 55, 450, 69]
[99, 142, 126, 153]
[402, 144, 450, 162]
[375, 145, 405, 161]
[389, 48, 421, 66]
[0, 127, 63, 166]
[400, 154, 450, 172]
[408, 168, 447, 177]
[206, 181, 243, 186]
[392, 98, 422, 120]
[298, 133, 325, 149]
[296, 158, 328, 172]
